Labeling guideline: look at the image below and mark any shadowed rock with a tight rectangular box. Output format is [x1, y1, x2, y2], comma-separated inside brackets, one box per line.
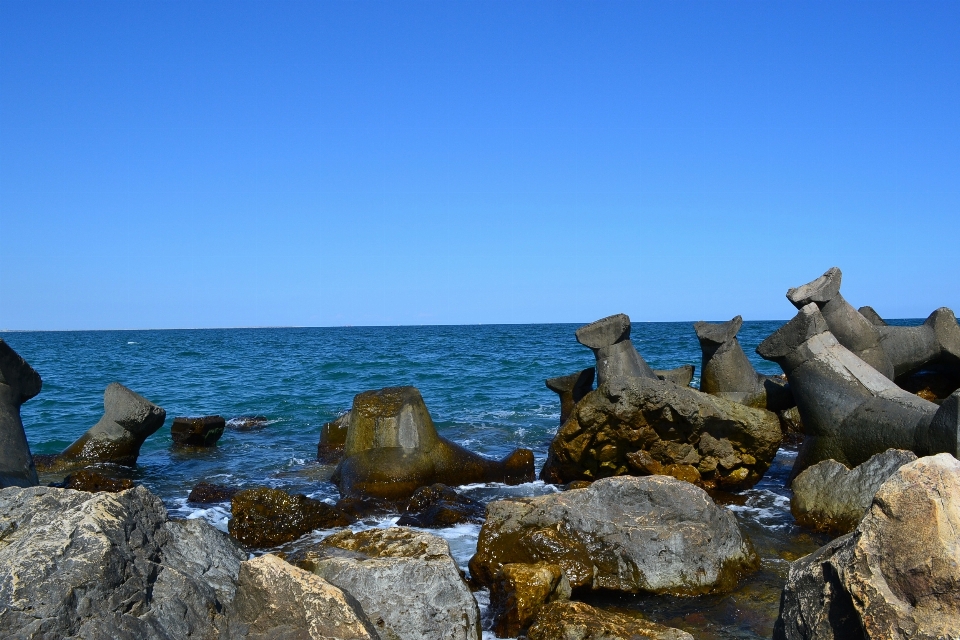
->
[653, 364, 696, 387]
[576, 314, 657, 386]
[187, 481, 238, 504]
[317, 411, 351, 463]
[757, 303, 960, 478]
[396, 483, 485, 527]
[695, 315, 795, 412]
[545, 368, 595, 425]
[858, 305, 887, 326]
[0, 339, 41, 488]
[332, 386, 534, 501]
[171, 415, 225, 447]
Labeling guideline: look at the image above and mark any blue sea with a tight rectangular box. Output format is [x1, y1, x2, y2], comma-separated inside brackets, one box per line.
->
[2, 320, 920, 639]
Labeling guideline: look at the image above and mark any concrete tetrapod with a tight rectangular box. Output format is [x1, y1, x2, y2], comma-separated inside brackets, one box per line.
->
[695, 315, 794, 412]
[331, 386, 534, 501]
[756, 303, 960, 479]
[576, 313, 658, 386]
[0, 339, 42, 488]
[868, 306, 960, 379]
[545, 368, 595, 426]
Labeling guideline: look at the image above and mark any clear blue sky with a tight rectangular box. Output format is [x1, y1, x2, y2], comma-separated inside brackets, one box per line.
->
[2, 1, 958, 329]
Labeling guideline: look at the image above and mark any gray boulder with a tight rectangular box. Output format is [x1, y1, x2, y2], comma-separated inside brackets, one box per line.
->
[774, 453, 960, 640]
[576, 314, 658, 386]
[545, 368, 595, 425]
[0, 339, 41, 488]
[790, 448, 917, 534]
[469, 475, 759, 596]
[293, 527, 480, 640]
[0, 484, 245, 640]
[757, 303, 960, 478]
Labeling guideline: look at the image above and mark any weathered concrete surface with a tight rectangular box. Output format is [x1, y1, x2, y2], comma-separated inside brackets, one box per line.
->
[526, 600, 694, 640]
[469, 475, 758, 596]
[0, 339, 41, 488]
[653, 364, 696, 388]
[229, 486, 352, 548]
[576, 314, 658, 386]
[332, 386, 534, 501]
[488, 562, 571, 638]
[540, 376, 782, 491]
[858, 306, 887, 327]
[876, 307, 960, 378]
[774, 454, 960, 640]
[790, 449, 917, 534]
[171, 415, 225, 447]
[295, 527, 481, 640]
[546, 368, 595, 425]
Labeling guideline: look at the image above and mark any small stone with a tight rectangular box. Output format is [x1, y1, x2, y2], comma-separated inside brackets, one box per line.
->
[171, 415, 225, 447]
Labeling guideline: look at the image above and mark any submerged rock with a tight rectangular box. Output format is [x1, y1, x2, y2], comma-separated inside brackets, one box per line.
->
[188, 480, 239, 504]
[791, 449, 917, 535]
[229, 486, 352, 548]
[540, 375, 782, 490]
[469, 475, 758, 596]
[489, 561, 571, 638]
[526, 600, 694, 640]
[332, 386, 534, 501]
[396, 482, 485, 527]
[576, 314, 658, 386]
[226, 415, 270, 431]
[0, 339, 42, 489]
[171, 415, 225, 447]
[546, 368, 595, 425]
[774, 454, 960, 640]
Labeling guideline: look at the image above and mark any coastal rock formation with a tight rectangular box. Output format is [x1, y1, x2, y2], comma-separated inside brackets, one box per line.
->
[540, 375, 782, 490]
[0, 339, 42, 488]
[188, 480, 239, 503]
[37, 382, 166, 471]
[58, 468, 136, 493]
[232, 553, 377, 640]
[171, 415, 226, 447]
[488, 561, 571, 637]
[294, 527, 481, 640]
[790, 448, 917, 534]
[317, 411, 351, 463]
[858, 305, 887, 327]
[576, 314, 658, 386]
[332, 386, 534, 501]
[0, 485, 245, 640]
[526, 601, 694, 640]
[396, 482, 485, 527]
[469, 475, 758, 596]
[546, 368, 595, 425]
[228, 486, 352, 548]
[695, 315, 794, 412]
[756, 303, 960, 478]
[774, 454, 960, 640]
[654, 364, 696, 388]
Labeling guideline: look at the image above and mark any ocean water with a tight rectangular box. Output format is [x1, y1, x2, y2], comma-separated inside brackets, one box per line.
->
[2, 320, 919, 638]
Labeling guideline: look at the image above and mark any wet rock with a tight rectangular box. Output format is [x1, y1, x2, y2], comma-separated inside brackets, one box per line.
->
[228, 486, 352, 548]
[757, 303, 960, 478]
[226, 415, 270, 431]
[540, 375, 781, 491]
[318, 411, 351, 463]
[526, 601, 694, 640]
[546, 368, 595, 425]
[295, 527, 481, 640]
[576, 314, 658, 386]
[489, 561, 571, 637]
[396, 482, 485, 527]
[171, 415, 225, 447]
[332, 386, 535, 501]
[895, 364, 960, 401]
[469, 475, 758, 596]
[334, 494, 397, 520]
[0, 485, 245, 640]
[774, 454, 960, 640]
[232, 553, 377, 640]
[58, 468, 136, 493]
[791, 448, 917, 535]
[653, 364, 696, 388]
[188, 480, 239, 504]
[0, 339, 42, 488]
[36, 382, 166, 472]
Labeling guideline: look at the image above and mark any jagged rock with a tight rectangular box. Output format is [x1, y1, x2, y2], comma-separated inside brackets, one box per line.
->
[546, 368, 595, 425]
[653, 364, 696, 388]
[0, 485, 245, 640]
[757, 303, 960, 478]
[188, 481, 239, 504]
[540, 375, 782, 490]
[469, 475, 758, 596]
[396, 483, 485, 527]
[232, 553, 377, 640]
[332, 386, 534, 501]
[489, 562, 571, 637]
[58, 468, 136, 493]
[0, 339, 41, 489]
[576, 314, 658, 386]
[293, 527, 481, 640]
[228, 486, 352, 548]
[526, 600, 694, 640]
[171, 415, 226, 447]
[774, 454, 960, 640]
[790, 449, 917, 534]
[317, 411, 351, 463]
[695, 315, 795, 412]
[35, 382, 166, 472]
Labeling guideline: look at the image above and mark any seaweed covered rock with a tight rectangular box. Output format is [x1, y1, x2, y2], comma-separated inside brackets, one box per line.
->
[332, 386, 534, 501]
[0, 338, 42, 488]
[188, 480, 239, 504]
[229, 486, 352, 548]
[489, 561, 571, 637]
[396, 482, 485, 527]
[469, 475, 758, 596]
[541, 375, 781, 490]
[171, 415, 225, 447]
[317, 411, 351, 463]
[774, 454, 960, 640]
[57, 468, 136, 493]
[526, 600, 694, 640]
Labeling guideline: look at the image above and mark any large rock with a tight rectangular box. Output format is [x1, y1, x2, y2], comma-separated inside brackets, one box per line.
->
[332, 386, 534, 501]
[757, 303, 960, 478]
[469, 475, 758, 596]
[229, 486, 353, 548]
[0, 485, 245, 639]
[790, 449, 917, 534]
[488, 562, 571, 637]
[525, 600, 694, 640]
[774, 453, 960, 640]
[545, 368, 595, 425]
[0, 339, 42, 489]
[396, 482, 485, 527]
[576, 314, 658, 386]
[171, 415, 225, 447]
[232, 553, 377, 640]
[293, 527, 481, 640]
[540, 375, 782, 490]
